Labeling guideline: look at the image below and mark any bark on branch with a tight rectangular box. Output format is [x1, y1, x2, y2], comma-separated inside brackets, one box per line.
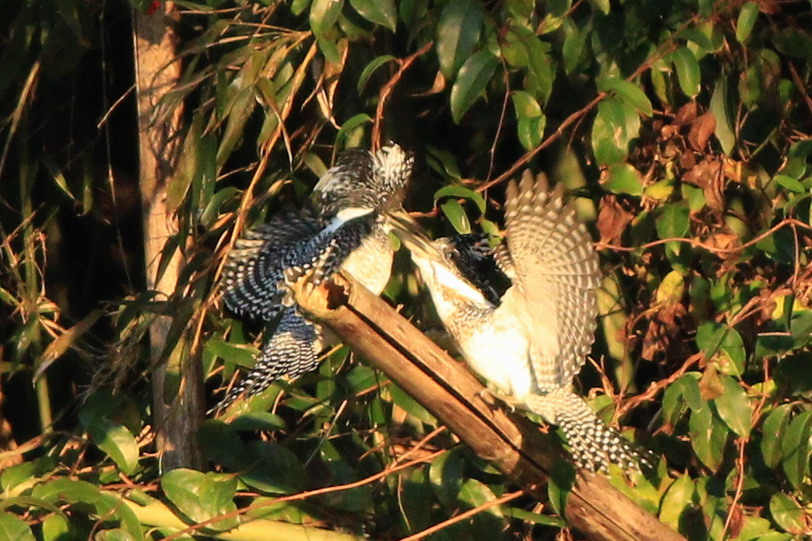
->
[291, 273, 684, 541]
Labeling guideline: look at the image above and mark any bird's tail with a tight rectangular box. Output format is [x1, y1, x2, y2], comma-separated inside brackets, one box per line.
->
[524, 388, 655, 473]
[209, 308, 323, 416]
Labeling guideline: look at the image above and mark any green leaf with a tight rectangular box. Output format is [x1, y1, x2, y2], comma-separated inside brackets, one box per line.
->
[774, 174, 806, 193]
[547, 460, 575, 517]
[769, 493, 806, 534]
[161, 469, 238, 527]
[32, 478, 100, 505]
[41, 514, 70, 541]
[0, 513, 35, 541]
[592, 98, 640, 164]
[436, 0, 484, 79]
[197, 420, 250, 470]
[241, 441, 308, 494]
[309, 0, 344, 37]
[517, 115, 546, 149]
[205, 336, 258, 369]
[562, 18, 586, 75]
[586, 0, 610, 14]
[357, 55, 396, 93]
[656, 201, 690, 240]
[603, 163, 643, 196]
[761, 404, 793, 468]
[736, 2, 759, 43]
[168, 117, 202, 211]
[335, 113, 372, 150]
[457, 479, 503, 538]
[710, 78, 736, 154]
[230, 411, 287, 432]
[440, 199, 471, 234]
[450, 51, 499, 123]
[348, 0, 396, 31]
[659, 475, 693, 529]
[429, 448, 464, 507]
[390, 383, 436, 424]
[713, 375, 752, 437]
[695, 323, 746, 376]
[401, 470, 433, 533]
[598, 78, 653, 116]
[434, 185, 487, 214]
[671, 47, 701, 97]
[511, 90, 542, 118]
[689, 405, 728, 471]
[780, 411, 812, 491]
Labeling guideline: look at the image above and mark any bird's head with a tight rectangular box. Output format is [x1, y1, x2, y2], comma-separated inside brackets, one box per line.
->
[312, 143, 414, 219]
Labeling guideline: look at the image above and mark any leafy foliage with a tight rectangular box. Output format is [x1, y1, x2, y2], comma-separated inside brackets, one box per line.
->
[1, 0, 811, 539]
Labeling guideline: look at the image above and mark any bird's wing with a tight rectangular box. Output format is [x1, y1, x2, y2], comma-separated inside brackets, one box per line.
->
[221, 211, 322, 320]
[503, 170, 601, 389]
[210, 307, 324, 415]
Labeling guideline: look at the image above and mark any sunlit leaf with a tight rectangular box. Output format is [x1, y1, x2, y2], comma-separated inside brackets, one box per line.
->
[434, 184, 487, 214]
[761, 404, 793, 468]
[603, 163, 643, 196]
[598, 78, 653, 116]
[161, 469, 238, 528]
[309, 0, 344, 37]
[671, 47, 701, 97]
[79, 400, 139, 476]
[656, 201, 690, 240]
[440, 199, 471, 234]
[0, 513, 35, 541]
[357, 55, 396, 93]
[713, 375, 752, 437]
[429, 448, 464, 507]
[659, 475, 693, 529]
[450, 51, 499, 123]
[710, 78, 736, 154]
[592, 98, 640, 164]
[348, 0, 396, 31]
[436, 0, 484, 79]
[780, 411, 812, 491]
[769, 493, 806, 534]
[689, 405, 728, 471]
[736, 2, 759, 44]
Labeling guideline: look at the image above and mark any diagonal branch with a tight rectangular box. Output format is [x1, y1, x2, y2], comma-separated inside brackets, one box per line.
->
[291, 273, 685, 541]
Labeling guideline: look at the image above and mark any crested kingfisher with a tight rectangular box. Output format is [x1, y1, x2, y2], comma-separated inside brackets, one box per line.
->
[400, 170, 652, 472]
[212, 143, 413, 414]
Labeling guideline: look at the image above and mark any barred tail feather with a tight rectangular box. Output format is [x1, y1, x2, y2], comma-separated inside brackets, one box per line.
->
[210, 308, 324, 416]
[525, 389, 654, 473]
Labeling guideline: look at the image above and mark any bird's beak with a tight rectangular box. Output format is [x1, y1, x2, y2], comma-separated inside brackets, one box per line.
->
[386, 211, 441, 258]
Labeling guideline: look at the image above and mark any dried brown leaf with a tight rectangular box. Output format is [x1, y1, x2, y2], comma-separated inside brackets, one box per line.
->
[597, 195, 633, 244]
[688, 112, 716, 151]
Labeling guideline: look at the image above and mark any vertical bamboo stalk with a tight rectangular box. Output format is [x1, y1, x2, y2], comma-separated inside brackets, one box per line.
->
[132, 2, 203, 470]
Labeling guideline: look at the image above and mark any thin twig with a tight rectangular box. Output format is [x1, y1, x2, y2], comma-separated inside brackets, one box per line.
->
[371, 41, 434, 150]
[401, 490, 525, 541]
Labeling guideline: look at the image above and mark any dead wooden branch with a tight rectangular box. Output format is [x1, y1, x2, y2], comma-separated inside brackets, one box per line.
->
[292, 273, 684, 541]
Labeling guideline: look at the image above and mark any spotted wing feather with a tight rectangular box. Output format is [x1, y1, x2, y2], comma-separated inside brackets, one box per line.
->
[503, 171, 601, 389]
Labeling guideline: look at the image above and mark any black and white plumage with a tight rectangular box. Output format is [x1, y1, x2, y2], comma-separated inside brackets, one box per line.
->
[401, 171, 652, 472]
[212, 144, 413, 415]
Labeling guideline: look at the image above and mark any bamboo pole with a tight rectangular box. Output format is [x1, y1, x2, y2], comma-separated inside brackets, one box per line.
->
[291, 273, 684, 541]
[132, 2, 204, 470]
